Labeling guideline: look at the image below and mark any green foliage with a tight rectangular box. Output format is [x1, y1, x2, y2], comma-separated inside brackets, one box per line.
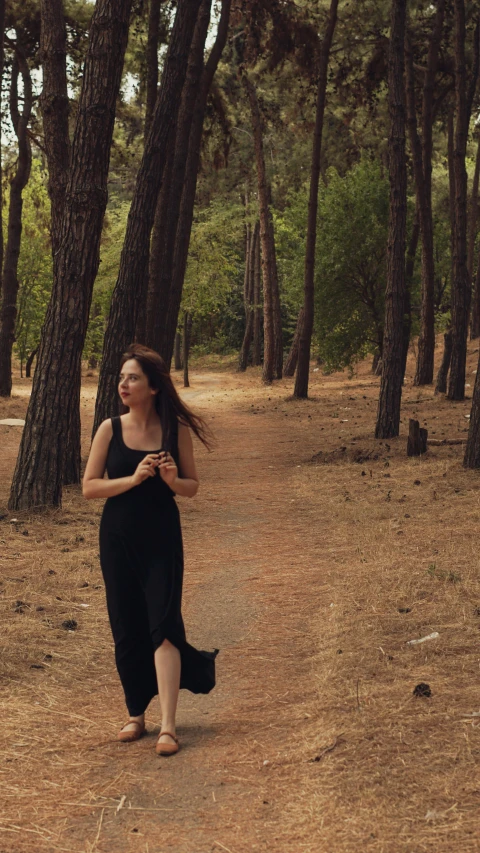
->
[314, 157, 389, 370]
[13, 160, 52, 373]
[182, 199, 245, 353]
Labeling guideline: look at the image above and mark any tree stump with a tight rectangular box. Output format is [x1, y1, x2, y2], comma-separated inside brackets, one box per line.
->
[407, 418, 428, 456]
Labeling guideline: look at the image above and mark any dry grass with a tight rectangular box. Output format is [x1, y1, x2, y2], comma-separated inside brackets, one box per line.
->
[0, 341, 480, 852]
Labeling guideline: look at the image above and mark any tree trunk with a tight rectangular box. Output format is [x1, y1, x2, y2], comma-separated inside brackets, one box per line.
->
[183, 311, 192, 388]
[238, 221, 258, 371]
[39, 0, 81, 485]
[472, 249, 480, 339]
[146, 0, 212, 357]
[9, 0, 133, 511]
[375, 0, 407, 439]
[464, 354, 480, 466]
[0, 0, 6, 300]
[139, 143, 175, 344]
[252, 228, 262, 366]
[405, 2, 444, 386]
[25, 346, 38, 379]
[0, 50, 32, 398]
[294, 0, 339, 399]
[402, 207, 420, 382]
[242, 72, 282, 384]
[160, 0, 231, 368]
[145, 0, 166, 141]
[469, 135, 480, 338]
[39, 0, 70, 258]
[435, 329, 453, 394]
[174, 331, 182, 370]
[284, 307, 304, 377]
[448, 7, 479, 400]
[94, 0, 203, 435]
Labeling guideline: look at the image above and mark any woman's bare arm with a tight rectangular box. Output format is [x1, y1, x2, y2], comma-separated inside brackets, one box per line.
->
[170, 423, 199, 498]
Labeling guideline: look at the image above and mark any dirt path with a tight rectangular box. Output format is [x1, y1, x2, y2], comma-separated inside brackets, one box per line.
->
[1, 352, 480, 853]
[0, 368, 329, 853]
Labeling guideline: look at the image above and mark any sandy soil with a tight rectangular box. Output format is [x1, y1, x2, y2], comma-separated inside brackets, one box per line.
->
[0, 343, 480, 853]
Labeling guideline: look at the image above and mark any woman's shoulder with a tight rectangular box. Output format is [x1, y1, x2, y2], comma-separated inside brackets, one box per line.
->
[95, 418, 115, 439]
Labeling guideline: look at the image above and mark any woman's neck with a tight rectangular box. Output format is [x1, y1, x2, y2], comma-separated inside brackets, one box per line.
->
[125, 403, 159, 430]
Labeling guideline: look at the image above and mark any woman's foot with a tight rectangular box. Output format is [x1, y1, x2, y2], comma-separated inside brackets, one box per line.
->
[118, 716, 145, 742]
[155, 730, 179, 756]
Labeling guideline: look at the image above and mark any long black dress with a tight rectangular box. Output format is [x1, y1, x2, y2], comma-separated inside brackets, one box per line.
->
[99, 415, 217, 717]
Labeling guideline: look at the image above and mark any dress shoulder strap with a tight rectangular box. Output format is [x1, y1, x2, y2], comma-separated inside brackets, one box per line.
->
[110, 416, 122, 442]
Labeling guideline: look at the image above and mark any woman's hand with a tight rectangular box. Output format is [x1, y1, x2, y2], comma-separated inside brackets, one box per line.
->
[131, 454, 160, 487]
[158, 451, 178, 488]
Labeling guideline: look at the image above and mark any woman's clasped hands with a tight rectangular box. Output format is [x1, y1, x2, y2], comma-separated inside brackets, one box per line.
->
[131, 452, 178, 488]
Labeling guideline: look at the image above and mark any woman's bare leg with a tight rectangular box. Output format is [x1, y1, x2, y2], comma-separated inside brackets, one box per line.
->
[154, 639, 180, 744]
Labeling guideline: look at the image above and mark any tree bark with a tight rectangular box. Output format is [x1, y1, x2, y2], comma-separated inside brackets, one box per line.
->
[375, 0, 408, 439]
[138, 143, 175, 344]
[404, 8, 444, 385]
[160, 0, 231, 368]
[435, 328, 453, 394]
[146, 0, 212, 356]
[9, 0, 133, 510]
[0, 49, 32, 398]
[0, 0, 6, 300]
[39, 0, 70, 258]
[464, 342, 480, 466]
[242, 71, 282, 383]
[145, 0, 166, 141]
[25, 346, 38, 379]
[183, 311, 192, 388]
[469, 135, 480, 338]
[174, 331, 182, 370]
[284, 307, 304, 377]
[472, 249, 480, 339]
[401, 207, 420, 382]
[238, 220, 258, 371]
[39, 0, 81, 485]
[252, 228, 262, 366]
[94, 0, 203, 435]
[448, 6, 479, 400]
[294, 0, 339, 399]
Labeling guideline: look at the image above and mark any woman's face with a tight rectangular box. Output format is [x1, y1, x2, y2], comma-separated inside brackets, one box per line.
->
[118, 358, 157, 407]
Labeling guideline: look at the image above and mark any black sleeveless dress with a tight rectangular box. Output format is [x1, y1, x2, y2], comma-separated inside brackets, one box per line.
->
[99, 415, 217, 717]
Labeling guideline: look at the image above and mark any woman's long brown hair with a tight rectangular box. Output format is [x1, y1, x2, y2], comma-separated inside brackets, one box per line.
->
[119, 344, 213, 452]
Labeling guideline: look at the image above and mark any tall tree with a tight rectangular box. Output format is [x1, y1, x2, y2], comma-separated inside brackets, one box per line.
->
[469, 134, 480, 338]
[145, 0, 212, 355]
[294, 0, 338, 399]
[9, 0, 133, 510]
[145, 0, 166, 140]
[0, 46, 33, 398]
[252, 229, 262, 366]
[39, 0, 70, 258]
[0, 0, 6, 298]
[159, 0, 231, 368]
[242, 70, 282, 383]
[375, 0, 407, 438]
[39, 0, 81, 486]
[448, 4, 479, 401]
[409, 0, 445, 386]
[94, 0, 203, 436]
[238, 220, 259, 371]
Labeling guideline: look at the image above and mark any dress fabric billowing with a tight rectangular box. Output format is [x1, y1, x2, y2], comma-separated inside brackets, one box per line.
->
[99, 415, 216, 716]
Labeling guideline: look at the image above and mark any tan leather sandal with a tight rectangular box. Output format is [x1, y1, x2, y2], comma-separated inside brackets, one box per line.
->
[118, 720, 146, 743]
[155, 731, 179, 756]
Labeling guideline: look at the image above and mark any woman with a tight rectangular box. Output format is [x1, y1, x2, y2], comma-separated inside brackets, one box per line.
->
[83, 344, 216, 756]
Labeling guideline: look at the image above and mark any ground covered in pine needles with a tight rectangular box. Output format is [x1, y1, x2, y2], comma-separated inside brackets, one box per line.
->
[0, 339, 480, 853]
